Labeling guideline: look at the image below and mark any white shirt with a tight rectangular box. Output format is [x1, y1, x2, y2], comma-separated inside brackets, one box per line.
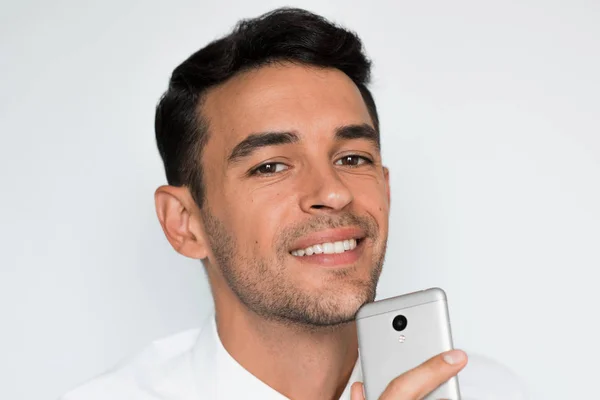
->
[61, 315, 528, 399]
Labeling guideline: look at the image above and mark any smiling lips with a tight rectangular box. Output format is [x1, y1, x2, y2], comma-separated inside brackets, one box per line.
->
[288, 227, 365, 266]
[291, 238, 358, 256]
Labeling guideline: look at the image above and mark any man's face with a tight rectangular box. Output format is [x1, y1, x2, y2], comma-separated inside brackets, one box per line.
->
[198, 63, 390, 327]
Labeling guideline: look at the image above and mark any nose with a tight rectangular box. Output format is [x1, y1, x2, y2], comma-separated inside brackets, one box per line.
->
[299, 165, 354, 214]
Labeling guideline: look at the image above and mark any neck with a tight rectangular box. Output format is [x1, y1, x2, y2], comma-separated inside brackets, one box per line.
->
[212, 282, 358, 400]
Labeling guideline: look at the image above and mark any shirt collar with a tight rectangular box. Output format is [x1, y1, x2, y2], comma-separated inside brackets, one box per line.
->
[191, 314, 362, 400]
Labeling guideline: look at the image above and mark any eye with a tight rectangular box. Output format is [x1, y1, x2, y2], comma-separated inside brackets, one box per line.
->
[251, 162, 289, 175]
[335, 155, 372, 167]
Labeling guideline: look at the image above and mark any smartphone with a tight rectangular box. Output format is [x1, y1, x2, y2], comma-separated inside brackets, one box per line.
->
[356, 287, 461, 399]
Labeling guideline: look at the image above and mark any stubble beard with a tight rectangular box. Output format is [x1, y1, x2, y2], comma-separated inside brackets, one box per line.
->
[201, 208, 386, 328]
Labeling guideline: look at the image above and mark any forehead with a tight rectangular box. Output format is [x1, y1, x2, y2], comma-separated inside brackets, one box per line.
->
[201, 63, 373, 146]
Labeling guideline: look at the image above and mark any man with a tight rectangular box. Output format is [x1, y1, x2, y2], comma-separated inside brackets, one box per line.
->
[61, 8, 526, 400]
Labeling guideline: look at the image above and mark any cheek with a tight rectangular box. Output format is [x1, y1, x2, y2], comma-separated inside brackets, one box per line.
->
[350, 178, 390, 222]
[227, 191, 292, 255]
[347, 173, 388, 202]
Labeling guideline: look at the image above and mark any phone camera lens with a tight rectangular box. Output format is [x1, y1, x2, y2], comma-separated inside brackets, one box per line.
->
[392, 315, 408, 332]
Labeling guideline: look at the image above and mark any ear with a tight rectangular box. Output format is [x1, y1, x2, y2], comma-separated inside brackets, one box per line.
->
[154, 185, 209, 259]
[383, 166, 391, 206]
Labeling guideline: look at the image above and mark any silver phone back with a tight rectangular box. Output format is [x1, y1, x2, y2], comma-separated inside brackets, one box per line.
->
[356, 288, 460, 400]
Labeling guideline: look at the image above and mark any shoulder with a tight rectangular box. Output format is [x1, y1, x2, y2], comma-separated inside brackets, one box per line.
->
[459, 353, 529, 400]
[59, 328, 202, 400]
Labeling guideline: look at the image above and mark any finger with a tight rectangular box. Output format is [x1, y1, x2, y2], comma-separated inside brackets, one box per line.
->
[380, 349, 468, 400]
[351, 382, 365, 400]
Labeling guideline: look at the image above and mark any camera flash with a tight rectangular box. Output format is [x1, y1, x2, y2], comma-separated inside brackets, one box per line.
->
[398, 335, 406, 343]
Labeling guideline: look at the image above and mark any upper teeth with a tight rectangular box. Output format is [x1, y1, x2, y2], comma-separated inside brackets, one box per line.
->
[291, 239, 358, 256]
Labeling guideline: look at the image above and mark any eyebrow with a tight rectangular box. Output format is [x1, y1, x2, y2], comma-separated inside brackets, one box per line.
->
[334, 123, 380, 150]
[228, 131, 299, 164]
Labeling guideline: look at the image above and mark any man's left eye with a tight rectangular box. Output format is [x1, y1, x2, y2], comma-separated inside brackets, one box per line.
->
[252, 162, 289, 175]
[335, 155, 372, 167]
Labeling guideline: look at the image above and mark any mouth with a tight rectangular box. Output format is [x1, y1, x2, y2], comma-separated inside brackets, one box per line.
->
[290, 238, 362, 257]
[288, 227, 366, 267]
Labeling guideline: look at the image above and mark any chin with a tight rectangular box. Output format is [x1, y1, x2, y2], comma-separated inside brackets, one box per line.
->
[308, 285, 374, 325]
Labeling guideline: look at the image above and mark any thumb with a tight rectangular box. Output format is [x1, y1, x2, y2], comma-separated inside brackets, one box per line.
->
[351, 382, 365, 400]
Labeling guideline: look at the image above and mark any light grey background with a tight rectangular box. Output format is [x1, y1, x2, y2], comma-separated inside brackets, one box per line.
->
[1, 1, 599, 399]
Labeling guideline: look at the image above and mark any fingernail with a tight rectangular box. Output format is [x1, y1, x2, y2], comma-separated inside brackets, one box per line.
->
[443, 350, 467, 365]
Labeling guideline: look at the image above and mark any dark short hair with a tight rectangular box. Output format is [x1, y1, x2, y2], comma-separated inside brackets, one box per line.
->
[154, 7, 378, 208]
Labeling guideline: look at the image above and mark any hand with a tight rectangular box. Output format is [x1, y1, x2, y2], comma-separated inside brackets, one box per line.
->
[350, 350, 468, 400]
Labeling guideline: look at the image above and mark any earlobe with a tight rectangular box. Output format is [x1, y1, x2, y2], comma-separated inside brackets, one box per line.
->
[154, 185, 209, 260]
